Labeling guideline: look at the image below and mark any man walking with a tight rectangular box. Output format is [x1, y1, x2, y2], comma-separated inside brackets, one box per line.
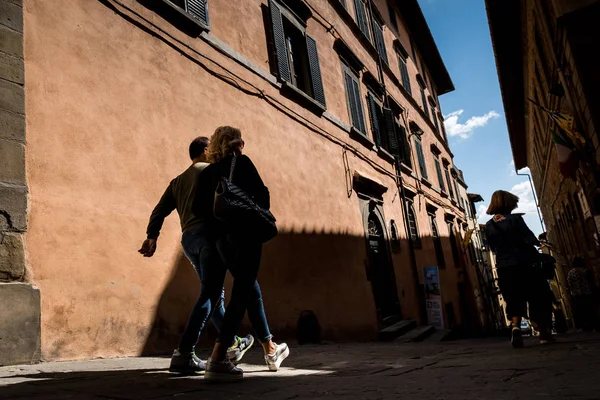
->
[139, 137, 253, 374]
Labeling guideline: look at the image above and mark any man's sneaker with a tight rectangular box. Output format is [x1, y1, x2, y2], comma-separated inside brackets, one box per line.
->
[264, 342, 290, 372]
[169, 349, 206, 375]
[205, 358, 243, 382]
[227, 335, 255, 365]
[511, 327, 524, 348]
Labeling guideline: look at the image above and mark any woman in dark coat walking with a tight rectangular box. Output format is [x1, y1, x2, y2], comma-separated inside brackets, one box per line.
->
[485, 190, 554, 348]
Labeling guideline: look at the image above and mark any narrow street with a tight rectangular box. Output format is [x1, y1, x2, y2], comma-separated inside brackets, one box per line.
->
[2, 333, 599, 399]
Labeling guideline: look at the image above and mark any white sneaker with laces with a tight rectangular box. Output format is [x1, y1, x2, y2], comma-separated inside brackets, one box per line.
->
[264, 343, 290, 372]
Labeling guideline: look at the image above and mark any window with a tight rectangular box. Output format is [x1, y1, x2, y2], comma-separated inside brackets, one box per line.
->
[420, 84, 429, 119]
[434, 157, 445, 193]
[398, 52, 412, 96]
[397, 123, 412, 168]
[354, 0, 371, 41]
[366, 92, 400, 157]
[445, 166, 454, 200]
[269, 0, 326, 107]
[453, 178, 460, 202]
[170, 0, 210, 28]
[432, 110, 439, 133]
[406, 199, 421, 247]
[387, 1, 398, 32]
[439, 114, 448, 141]
[414, 137, 428, 179]
[430, 213, 445, 268]
[371, 15, 388, 65]
[339, 0, 347, 8]
[342, 64, 367, 135]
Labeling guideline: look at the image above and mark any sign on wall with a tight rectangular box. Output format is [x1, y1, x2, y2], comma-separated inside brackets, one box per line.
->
[424, 266, 444, 329]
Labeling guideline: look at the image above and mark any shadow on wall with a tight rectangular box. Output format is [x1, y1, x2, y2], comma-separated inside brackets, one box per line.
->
[140, 229, 496, 355]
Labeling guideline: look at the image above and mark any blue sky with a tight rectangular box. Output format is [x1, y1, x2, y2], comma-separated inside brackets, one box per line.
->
[418, 0, 544, 235]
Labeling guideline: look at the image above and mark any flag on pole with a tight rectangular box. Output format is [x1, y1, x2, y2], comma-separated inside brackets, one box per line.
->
[550, 128, 579, 178]
[528, 98, 586, 146]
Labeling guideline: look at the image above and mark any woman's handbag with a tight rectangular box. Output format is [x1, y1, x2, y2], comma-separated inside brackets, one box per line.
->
[213, 156, 278, 242]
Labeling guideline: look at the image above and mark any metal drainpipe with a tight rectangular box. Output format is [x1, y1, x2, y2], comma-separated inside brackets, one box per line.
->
[366, 0, 427, 323]
[515, 170, 545, 233]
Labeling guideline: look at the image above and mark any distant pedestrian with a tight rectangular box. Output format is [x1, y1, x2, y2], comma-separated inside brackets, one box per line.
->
[485, 190, 555, 348]
[568, 257, 599, 331]
[139, 136, 252, 375]
[194, 126, 289, 382]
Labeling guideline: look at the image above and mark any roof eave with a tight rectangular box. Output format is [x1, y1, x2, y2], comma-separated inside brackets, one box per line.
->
[396, 0, 455, 95]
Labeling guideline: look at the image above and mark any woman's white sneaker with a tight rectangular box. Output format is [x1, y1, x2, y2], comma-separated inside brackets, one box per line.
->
[264, 343, 290, 372]
[205, 358, 243, 382]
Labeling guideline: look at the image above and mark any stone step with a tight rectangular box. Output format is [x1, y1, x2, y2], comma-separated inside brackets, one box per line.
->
[378, 319, 417, 341]
[397, 325, 436, 343]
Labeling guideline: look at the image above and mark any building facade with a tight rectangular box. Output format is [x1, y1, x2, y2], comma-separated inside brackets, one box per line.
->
[1, 0, 483, 364]
[486, 0, 600, 329]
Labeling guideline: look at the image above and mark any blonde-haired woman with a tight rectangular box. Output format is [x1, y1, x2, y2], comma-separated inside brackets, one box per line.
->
[485, 190, 554, 348]
[194, 126, 289, 382]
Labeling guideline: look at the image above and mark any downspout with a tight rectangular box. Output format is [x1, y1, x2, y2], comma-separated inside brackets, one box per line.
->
[515, 170, 545, 232]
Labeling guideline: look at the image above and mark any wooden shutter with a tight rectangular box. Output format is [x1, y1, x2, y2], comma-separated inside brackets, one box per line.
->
[269, 0, 291, 83]
[421, 86, 429, 119]
[371, 19, 388, 65]
[186, 0, 209, 28]
[397, 124, 411, 168]
[353, 0, 371, 41]
[432, 110, 439, 132]
[415, 138, 427, 179]
[306, 35, 326, 107]
[445, 169, 454, 199]
[399, 57, 411, 95]
[383, 108, 399, 155]
[407, 201, 420, 245]
[344, 71, 366, 134]
[367, 93, 382, 147]
[434, 158, 445, 192]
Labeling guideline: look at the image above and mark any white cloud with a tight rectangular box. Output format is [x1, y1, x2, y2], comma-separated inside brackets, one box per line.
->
[443, 109, 500, 139]
[511, 181, 538, 215]
[477, 204, 489, 224]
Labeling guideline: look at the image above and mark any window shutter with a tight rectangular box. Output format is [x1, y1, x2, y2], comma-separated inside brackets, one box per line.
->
[434, 158, 445, 192]
[383, 108, 399, 155]
[186, 0, 209, 28]
[269, 0, 291, 83]
[367, 93, 382, 147]
[445, 169, 454, 199]
[432, 111, 439, 132]
[415, 139, 427, 179]
[371, 19, 388, 65]
[397, 124, 411, 168]
[352, 80, 366, 134]
[407, 201, 420, 245]
[353, 0, 371, 41]
[305, 35, 326, 107]
[345, 72, 360, 131]
[399, 57, 411, 95]
[421, 86, 429, 119]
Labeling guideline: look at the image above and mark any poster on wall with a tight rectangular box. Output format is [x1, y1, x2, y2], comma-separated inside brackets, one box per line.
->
[424, 266, 444, 330]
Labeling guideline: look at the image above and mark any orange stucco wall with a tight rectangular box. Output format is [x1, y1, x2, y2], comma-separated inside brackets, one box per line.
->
[23, 0, 468, 360]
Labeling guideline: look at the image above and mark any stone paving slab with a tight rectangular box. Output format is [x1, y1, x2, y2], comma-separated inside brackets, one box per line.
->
[1, 333, 600, 399]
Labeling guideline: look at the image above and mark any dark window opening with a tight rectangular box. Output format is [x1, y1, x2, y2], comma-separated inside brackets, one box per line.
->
[283, 19, 312, 96]
[430, 213, 446, 268]
[440, 114, 448, 141]
[432, 110, 439, 133]
[445, 168, 454, 200]
[447, 222, 461, 268]
[406, 199, 421, 247]
[390, 220, 401, 252]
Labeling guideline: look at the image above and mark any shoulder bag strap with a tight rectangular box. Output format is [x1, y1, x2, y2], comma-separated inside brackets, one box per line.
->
[228, 155, 237, 182]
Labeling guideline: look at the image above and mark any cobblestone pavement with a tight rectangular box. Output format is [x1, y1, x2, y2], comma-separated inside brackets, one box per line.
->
[1, 333, 600, 399]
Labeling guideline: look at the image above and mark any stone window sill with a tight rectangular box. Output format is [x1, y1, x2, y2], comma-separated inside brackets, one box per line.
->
[281, 82, 326, 115]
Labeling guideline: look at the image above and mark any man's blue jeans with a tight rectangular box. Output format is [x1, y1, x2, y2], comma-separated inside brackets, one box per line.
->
[178, 226, 227, 353]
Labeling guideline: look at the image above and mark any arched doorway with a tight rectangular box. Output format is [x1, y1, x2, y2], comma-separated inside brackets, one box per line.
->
[366, 209, 401, 323]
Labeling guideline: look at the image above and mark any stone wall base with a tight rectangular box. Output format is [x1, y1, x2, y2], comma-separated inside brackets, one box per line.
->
[0, 283, 41, 366]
